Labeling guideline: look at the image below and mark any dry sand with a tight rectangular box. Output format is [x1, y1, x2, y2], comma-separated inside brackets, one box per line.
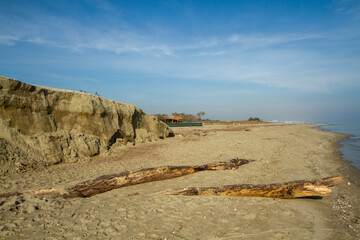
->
[0, 124, 359, 239]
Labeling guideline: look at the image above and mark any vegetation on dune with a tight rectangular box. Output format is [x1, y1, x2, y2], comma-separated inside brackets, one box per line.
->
[248, 117, 261, 121]
[172, 112, 199, 122]
[154, 112, 207, 122]
[153, 112, 267, 124]
[197, 111, 205, 120]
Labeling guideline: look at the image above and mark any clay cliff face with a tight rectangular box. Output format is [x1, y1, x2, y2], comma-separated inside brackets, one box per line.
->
[0, 76, 173, 175]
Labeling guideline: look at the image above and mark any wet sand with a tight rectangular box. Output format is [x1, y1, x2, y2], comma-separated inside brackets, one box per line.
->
[0, 124, 359, 239]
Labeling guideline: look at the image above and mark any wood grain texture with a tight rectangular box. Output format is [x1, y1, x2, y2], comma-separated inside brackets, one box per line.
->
[68, 158, 253, 197]
[0, 158, 253, 198]
[159, 176, 343, 199]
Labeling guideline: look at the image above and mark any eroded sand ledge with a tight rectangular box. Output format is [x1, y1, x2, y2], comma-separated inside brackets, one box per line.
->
[0, 76, 173, 175]
[0, 124, 359, 239]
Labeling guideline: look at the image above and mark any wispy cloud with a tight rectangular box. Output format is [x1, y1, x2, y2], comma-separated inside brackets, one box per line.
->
[106, 44, 360, 93]
[0, 2, 323, 58]
[227, 33, 323, 49]
[1, 12, 355, 93]
[0, 5, 176, 56]
[0, 35, 19, 45]
[1, 0, 359, 95]
[0, 15, 219, 57]
[333, 0, 360, 16]
[195, 51, 226, 56]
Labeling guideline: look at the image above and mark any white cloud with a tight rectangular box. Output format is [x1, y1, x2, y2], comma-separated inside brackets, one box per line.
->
[1, 2, 358, 94]
[195, 51, 226, 56]
[0, 14, 220, 57]
[0, 5, 323, 59]
[227, 33, 323, 49]
[334, 0, 360, 15]
[0, 35, 19, 45]
[106, 45, 360, 93]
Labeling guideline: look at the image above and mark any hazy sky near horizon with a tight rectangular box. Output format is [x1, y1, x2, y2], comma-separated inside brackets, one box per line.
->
[1, 0, 359, 123]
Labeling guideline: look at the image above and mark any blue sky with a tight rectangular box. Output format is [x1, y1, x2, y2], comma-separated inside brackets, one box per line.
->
[1, 0, 359, 123]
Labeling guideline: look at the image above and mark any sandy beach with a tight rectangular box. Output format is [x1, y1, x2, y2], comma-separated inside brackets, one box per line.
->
[0, 124, 359, 239]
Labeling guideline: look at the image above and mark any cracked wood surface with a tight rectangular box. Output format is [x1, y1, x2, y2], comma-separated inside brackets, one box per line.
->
[158, 176, 343, 199]
[0, 158, 253, 198]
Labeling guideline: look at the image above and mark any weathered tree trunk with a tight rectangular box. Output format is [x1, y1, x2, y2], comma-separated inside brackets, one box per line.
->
[158, 176, 343, 199]
[0, 158, 253, 198]
[68, 158, 252, 197]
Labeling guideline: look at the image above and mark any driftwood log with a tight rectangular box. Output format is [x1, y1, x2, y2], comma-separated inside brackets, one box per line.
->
[158, 176, 343, 199]
[0, 158, 252, 198]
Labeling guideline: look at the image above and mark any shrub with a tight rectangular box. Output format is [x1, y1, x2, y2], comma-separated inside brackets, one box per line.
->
[248, 117, 260, 121]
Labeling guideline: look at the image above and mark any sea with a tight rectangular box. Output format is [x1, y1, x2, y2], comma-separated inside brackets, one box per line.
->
[317, 123, 360, 170]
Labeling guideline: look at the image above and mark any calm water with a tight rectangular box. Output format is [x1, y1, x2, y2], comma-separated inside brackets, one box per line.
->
[317, 123, 360, 170]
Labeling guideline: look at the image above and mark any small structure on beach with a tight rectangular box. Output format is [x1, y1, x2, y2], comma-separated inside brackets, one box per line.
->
[163, 116, 183, 123]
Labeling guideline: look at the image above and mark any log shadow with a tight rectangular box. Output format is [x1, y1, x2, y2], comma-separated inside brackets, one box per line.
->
[298, 196, 323, 200]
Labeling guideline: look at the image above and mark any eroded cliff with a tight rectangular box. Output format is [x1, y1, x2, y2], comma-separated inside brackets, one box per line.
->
[0, 76, 173, 175]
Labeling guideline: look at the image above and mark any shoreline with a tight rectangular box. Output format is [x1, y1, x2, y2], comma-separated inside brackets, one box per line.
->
[315, 124, 360, 189]
[0, 124, 359, 239]
[315, 123, 360, 170]
[312, 126, 360, 238]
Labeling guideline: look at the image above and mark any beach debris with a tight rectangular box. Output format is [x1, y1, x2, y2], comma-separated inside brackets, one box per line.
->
[0, 158, 253, 198]
[158, 176, 343, 199]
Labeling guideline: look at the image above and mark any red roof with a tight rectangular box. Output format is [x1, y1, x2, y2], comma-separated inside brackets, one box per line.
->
[163, 116, 183, 120]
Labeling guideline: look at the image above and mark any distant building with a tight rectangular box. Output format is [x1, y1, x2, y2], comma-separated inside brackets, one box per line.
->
[163, 116, 183, 123]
